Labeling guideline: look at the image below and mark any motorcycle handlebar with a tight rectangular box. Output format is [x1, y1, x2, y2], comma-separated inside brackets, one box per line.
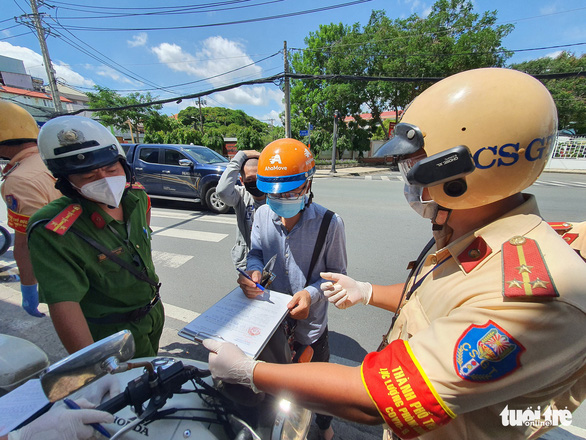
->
[96, 391, 129, 414]
[95, 361, 211, 416]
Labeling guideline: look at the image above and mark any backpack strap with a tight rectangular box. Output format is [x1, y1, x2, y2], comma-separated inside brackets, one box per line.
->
[305, 209, 335, 288]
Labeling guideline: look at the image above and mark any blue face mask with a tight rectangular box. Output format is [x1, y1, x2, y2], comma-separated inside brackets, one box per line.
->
[267, 195, 307, 218]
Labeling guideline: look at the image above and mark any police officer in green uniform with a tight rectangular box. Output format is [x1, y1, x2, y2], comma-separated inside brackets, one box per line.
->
[27, 116, 164, 357]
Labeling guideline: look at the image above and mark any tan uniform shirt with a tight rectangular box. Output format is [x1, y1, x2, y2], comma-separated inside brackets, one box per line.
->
[364, 195, 586, 440]
[1, 148, 61, 233]
[549, 221, 586, 262]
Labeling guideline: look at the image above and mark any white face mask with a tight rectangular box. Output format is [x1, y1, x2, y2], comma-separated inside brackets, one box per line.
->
[403, 183, 438, 219]
[75, 175, 127, 207]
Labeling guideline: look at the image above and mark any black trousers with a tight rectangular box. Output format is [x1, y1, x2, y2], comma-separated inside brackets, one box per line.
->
[295, 327, 333, 431]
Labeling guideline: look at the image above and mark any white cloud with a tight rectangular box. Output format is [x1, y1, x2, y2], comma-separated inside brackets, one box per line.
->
[128, 33, 148, 48]
[151, 36, 276, 108]
[256, 109, 283, 126]
[214, 84, 283, 107]
[0, 42, 94, 88]
[545, 50, 563, 59]
[95, 66, 137, 85]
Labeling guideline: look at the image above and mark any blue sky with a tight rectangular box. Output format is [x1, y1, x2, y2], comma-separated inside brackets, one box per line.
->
[1, 0, 585, 126]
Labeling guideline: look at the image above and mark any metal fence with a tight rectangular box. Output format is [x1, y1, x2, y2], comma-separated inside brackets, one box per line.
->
[552, 136, 586, 159]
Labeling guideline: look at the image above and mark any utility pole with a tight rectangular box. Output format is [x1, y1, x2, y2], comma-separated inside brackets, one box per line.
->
[330, 110, 340, 174]
[197, 97, 205, 132]
[283, 41, 291, 138]
[29, 0, 63, 114]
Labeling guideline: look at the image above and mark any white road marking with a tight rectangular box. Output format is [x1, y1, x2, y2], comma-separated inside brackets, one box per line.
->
[152, 250, 193, 268]
[151, 210, 236, 225]
[150, 226, 228, 242]
[0, 284, 199, 324]
[381, 176, 390, 181]
[365, 175, 373, 180]
[0, 261, 19, 277]
[163, 302, 200, 323]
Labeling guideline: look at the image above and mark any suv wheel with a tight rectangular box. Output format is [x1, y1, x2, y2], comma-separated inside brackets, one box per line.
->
[205, 186, 230, 214]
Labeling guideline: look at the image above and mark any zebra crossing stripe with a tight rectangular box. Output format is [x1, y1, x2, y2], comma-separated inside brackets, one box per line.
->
[150, 226, 228, 242]
[163, 302, 200, 323]
[151, 210, 236, 225]
[152, 250, 193, 268]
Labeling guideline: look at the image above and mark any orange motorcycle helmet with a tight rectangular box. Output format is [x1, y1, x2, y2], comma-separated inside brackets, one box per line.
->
[257, 138, 315, 194]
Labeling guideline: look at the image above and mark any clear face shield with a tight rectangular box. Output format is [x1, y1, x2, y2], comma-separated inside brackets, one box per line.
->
[398, 151, 440, 220]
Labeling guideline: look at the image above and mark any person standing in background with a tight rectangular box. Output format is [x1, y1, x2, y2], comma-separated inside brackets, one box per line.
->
[216, 149, 266, 269]
[0, 101, 62, 317]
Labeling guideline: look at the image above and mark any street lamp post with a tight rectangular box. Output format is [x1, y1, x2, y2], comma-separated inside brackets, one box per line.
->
[330, 110, 340, 174]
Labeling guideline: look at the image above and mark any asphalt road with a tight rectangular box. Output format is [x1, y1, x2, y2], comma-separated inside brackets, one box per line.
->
[0, 170, 585, 439]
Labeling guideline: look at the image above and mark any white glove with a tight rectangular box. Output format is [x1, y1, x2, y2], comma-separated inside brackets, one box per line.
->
[203, 339, 262, 393]
[75, 374, 120, 405]
[8, 399, 114, 440]
[320, 272, 372, 309]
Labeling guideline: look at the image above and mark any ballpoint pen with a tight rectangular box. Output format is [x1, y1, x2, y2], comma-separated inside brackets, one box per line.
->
[63, 398, 112, 438]
[236, 268, 265, 291]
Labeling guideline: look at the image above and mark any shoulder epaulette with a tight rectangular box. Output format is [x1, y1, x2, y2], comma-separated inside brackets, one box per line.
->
[44, 204, 82, 236]
[125, 181, 145, 190]
[502, 236, 558, 299]
[548, 222, 573, 234]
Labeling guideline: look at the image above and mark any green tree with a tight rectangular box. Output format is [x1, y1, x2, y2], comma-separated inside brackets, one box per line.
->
[236, 127, 264, 151]
[202, 128, 225, 153]
[143, 115, 202, 145]
[86, 86, 163, 139]
[177, 106, 269, 136]
[262, 125, 286, 147]
[290, 0, 514, 154]
[511, 52, 586, 134]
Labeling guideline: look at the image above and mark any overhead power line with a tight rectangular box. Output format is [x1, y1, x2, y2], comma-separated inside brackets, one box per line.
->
[46, 0, 375, 31]
[46, 0, 285, 20]
[65, 70, 586, 117]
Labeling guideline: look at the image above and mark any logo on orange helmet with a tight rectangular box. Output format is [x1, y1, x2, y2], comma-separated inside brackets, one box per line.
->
[257, 138, 315, 194]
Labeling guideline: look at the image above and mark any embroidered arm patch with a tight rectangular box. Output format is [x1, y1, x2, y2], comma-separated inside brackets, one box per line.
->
[454, 320, 525, 382]
[361, 340, 455, 439]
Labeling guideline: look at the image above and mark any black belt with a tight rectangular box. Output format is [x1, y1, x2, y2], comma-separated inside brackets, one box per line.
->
[86, 293, 160, 325]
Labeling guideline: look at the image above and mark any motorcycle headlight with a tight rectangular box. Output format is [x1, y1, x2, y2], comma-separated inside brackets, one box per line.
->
[272, 399, 312, 440]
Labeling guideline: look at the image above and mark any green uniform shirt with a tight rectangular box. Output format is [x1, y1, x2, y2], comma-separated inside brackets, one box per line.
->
[28, 188, 164, 357]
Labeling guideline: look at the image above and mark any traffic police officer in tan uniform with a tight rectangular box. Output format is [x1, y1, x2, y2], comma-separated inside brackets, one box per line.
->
[0, 101, 62, 317]
[27, 116, 164, 358]
[549, 221, 586, 262]
[201, 68, 586, 439]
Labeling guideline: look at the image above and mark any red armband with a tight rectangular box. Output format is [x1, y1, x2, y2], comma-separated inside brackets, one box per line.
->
[7, 209, 30, 233]
[361, 340, 455, 439]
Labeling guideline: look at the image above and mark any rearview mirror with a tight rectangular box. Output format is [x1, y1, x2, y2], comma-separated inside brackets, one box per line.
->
[179, 159, 193, 167]
[40, 330, 135, 402]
